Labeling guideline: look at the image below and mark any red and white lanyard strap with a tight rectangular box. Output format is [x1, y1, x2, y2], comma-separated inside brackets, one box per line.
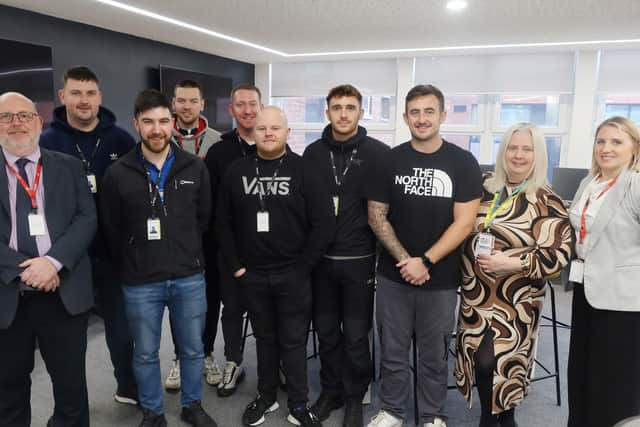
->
[579, 174, 618, 244]
[5, 159, 42, 211]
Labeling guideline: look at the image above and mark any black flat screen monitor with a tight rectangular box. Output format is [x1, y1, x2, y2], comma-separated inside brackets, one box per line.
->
[479, 164, 494, 173]
[552, 167, 589, 201]
[159, 65, 233, 132]
[0, 38, 54, 125]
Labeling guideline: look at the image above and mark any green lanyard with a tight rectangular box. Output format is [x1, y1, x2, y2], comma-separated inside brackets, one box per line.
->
[483, 180, 527, 229]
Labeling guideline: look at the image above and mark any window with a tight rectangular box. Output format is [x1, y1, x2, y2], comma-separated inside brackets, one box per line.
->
[271, 95, 396, 154]
[444, 95, 482, 126]
[601, 95, 640, 123]
[498, 95, 560, 127]
[287, 130, 322, 155]
[442, 134, 481, 159]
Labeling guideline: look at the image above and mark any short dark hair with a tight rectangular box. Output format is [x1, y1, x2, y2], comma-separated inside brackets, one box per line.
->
[230, 84, 261, 103]
[134, 89, 171, 117]
[63, 66, 99, 86]
[405, 84, 445, 113]
[326, 84, 362, 106]
[174, 79, 203, 97]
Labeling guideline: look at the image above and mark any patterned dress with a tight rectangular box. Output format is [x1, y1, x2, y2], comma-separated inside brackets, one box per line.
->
[455, 182, 572, 413]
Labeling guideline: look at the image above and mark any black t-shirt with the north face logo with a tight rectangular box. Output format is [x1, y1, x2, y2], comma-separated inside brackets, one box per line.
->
[366, 140, 482, 289]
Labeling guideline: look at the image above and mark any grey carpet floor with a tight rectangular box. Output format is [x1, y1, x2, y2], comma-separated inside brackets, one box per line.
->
[28, 286, 573, 427]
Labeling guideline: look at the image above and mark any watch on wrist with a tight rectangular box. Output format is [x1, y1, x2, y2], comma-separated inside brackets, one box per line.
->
[421, 254, 435, 269]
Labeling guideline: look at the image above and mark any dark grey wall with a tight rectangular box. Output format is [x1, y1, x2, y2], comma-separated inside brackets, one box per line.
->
[0, 5, 254, 135]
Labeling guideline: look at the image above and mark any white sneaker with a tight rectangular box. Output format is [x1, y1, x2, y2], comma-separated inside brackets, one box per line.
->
[204, 355, 222, 386]
[367, 410, 402, 427]
[164, 359, 180, 391]
[424, 417, 447, 427]
[217, 361, 245, 397]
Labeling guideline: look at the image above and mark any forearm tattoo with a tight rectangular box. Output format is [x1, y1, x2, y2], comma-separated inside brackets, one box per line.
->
[368, 200, 410, 262]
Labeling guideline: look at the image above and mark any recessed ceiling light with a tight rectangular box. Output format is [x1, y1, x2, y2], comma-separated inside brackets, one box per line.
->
[446, 0, 468, 11]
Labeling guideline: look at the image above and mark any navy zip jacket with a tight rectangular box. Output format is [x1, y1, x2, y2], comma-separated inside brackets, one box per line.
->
[40, 105, 135, 256]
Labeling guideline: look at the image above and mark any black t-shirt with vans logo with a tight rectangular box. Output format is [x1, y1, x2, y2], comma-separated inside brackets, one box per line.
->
[366, 140, 482, 289]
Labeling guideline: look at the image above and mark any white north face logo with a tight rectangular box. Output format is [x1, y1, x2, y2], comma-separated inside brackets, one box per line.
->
[395, 168, 453, 198]
[242, 176, 291, 196]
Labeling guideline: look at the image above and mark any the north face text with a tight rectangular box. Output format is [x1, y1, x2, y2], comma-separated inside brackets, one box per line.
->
[394, 168, 453, 198]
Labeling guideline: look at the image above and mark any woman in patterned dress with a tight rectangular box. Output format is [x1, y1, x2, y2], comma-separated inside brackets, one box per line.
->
[455, 123, 573, 427]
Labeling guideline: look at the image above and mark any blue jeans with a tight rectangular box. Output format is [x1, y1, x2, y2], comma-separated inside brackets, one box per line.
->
[123, 273, 207, 413]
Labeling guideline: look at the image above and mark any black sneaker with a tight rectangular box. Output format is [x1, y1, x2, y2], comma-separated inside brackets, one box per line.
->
[181, 401, 218, 427]
[342, 398, 363, 427]
[138, 410, 167, 427]
[114, 384, 138, 406]
[310, 393, 344, 421]
[242, 394, 280, 426]
[287, 405, 323, 427]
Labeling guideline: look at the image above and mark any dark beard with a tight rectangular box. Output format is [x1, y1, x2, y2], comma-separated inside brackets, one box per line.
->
[141, 135, 171, 154]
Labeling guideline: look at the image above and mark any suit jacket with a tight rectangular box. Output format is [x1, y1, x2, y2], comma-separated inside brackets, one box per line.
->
[570, 169, 640, 311]
[0, 148, 97, 328]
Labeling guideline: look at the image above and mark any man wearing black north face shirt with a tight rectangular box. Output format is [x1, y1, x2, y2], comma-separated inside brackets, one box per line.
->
[216, 106, 334, 427]
[365, 85, 482, 427]
[303, 85, 389, 427]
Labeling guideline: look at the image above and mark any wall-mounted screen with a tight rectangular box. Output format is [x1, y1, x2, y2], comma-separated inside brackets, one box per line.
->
[0, 38, 54, 125]
[159, 65, 233, 132]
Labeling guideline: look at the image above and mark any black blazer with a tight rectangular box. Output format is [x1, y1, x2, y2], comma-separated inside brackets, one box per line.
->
[0, 148, 97, 329]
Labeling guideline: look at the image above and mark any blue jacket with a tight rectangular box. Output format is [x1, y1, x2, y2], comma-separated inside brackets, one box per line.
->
[40, 105, 135, 256]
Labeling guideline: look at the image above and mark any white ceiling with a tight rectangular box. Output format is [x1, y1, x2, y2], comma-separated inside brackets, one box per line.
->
[3, 0, 640, 64]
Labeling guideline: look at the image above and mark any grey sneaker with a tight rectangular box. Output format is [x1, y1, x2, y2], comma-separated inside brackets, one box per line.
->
[204, 355, 222, 386]
[217, 361, 245, 397]
[164, 359, 180, 391]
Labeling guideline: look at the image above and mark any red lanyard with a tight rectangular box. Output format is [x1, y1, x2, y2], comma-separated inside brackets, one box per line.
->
[4, 159, 42, 210]
[579, 175, 618, 244]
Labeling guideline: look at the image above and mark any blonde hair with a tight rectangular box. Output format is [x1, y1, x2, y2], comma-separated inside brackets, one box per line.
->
[591, 116, 640, 175]
[486, 122, 548, 195]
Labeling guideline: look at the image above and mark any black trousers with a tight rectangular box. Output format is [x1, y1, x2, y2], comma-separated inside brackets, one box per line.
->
[567, 284, 640, 427]
[218, 254, 246, 364]
[241, 269, 312, 408]
[0, 292, 89, 427]
[312, 256, 375, 399]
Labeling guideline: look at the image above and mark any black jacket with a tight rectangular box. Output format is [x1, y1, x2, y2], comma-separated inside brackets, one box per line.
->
[203, 129, 256, 261]
[100, 144, 211, 284]
[303, 125, 389, 256]
[216, 150, 335, 275]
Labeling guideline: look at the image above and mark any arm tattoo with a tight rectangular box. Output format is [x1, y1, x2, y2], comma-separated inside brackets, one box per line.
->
[368, 200, 410, 262]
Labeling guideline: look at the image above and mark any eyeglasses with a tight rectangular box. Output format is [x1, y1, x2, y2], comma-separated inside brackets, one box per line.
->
[0, 111, 39, 124]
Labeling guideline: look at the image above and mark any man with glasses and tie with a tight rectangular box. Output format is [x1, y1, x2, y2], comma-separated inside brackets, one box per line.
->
[0, 91, 97, 427]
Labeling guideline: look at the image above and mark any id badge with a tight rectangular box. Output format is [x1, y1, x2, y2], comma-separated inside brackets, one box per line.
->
[474, 232, 494, 257]
[87, 174, 97, 193]
[147, 218, 161, 240]
[332, 195, 339, 217]
[28, 213, 46, 236]
[257, 211, 270, 233]
[569, 259, 584, 284]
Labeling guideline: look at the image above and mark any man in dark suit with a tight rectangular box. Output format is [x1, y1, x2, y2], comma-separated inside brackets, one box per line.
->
[0, 91, 97, 427]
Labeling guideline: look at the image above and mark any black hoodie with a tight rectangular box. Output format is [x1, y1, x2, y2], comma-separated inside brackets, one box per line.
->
[203, 129, 256, 261]
[303, 125, 389, 257]
[40, 106, 136, 256]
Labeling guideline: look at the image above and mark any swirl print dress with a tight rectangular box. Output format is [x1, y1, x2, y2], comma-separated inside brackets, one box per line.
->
[455, 183, 572, 413]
